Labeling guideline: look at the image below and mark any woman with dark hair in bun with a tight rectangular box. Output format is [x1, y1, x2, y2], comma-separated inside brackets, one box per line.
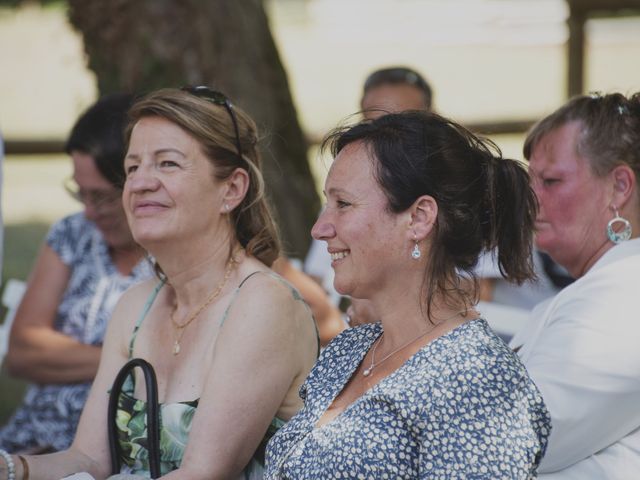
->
[266, 111, 550, 478]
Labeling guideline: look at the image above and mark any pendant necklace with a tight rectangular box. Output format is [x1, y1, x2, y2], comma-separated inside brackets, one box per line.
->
[170, 257, 237, 355]
[363, 309, 467, 377]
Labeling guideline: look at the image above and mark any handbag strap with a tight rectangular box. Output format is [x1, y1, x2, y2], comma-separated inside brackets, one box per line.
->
[108, 358, 162, 479]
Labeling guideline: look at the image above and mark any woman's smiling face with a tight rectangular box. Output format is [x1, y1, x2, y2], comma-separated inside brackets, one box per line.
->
[122, 116, 226, 248]
[311, 140, 406, 299]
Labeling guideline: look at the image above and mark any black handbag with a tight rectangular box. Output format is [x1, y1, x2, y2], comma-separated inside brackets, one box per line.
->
[107, 358, 162, 479]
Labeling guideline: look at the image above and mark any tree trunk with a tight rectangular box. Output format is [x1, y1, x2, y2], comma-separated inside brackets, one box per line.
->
[67, 0, 320, 258]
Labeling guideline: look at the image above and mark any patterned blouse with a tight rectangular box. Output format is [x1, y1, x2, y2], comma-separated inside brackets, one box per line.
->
[265, 319, 550, 479]
[0, 213, 152, 452]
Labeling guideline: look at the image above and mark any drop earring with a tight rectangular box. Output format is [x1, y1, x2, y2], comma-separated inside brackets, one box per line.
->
[606, 206, 632, 244]
[411, 233, 421, 260]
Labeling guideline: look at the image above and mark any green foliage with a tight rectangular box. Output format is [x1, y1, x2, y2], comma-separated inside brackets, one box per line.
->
[116, 392, 193, 475]
[2, 222, 48, 283]
[0, 222, 48, 423]
[0, 368, 27, 425]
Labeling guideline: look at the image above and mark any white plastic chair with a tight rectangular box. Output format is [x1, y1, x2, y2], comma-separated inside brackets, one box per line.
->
[0, 279, 27, 369]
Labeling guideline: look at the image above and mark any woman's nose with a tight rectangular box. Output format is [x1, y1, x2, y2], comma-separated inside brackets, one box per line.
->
[126, 165, 160, 193]
[311, 210, 335, 240]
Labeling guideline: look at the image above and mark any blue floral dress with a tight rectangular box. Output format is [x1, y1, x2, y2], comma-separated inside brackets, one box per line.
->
[0, 213, 152, 452]
[265, 319, 550, 479]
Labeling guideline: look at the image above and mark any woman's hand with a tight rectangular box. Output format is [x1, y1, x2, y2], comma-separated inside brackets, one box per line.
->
[6, 244, 101, 383]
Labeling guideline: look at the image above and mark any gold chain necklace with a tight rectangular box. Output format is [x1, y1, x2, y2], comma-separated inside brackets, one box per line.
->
[363, 309, 467, 377]
[170, 257, 237, 355]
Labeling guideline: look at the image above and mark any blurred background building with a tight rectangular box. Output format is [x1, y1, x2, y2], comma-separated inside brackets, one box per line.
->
[2, 0, 640, 229]
[0, 0, 639, 417]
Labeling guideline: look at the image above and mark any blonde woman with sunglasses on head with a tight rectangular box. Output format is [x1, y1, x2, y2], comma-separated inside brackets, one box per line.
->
[0, 87, 318, 480]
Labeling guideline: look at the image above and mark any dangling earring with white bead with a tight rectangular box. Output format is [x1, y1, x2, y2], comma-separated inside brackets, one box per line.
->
[411, 233, 421, 260]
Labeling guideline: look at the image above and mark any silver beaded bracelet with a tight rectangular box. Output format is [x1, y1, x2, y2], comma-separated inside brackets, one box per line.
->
[0, 449, 16, 480]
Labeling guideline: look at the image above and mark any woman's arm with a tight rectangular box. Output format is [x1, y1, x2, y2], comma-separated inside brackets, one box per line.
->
[521, 286, 640, 473]
[6, 244, 101, 383]
[418, 361, 547, 478]
[163, 274, 317, 480]
[5, 287, 142, 480]
[1, 449, 105, 480]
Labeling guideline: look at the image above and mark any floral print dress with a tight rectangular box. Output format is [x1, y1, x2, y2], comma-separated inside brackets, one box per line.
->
[115, 272, 312, 478]
[116, 380, 286, 478]
[0, 213, 151, 452]
[265, 319, 551, 479]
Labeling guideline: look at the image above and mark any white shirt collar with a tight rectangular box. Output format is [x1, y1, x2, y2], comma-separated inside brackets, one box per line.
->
[588, 237, 640, 274]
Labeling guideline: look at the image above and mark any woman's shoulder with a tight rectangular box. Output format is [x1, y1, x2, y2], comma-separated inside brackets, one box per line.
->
[542, 246, 640, 324]
[427, 319, 529, 383]
[414, 320, 548, 420]
[221, 266, 317, 341]
[114, 277, 165, 318]
[47, 212, 94, 237]
[231, 266, 307, 310]
[324, 322, 380, 350]
[310, 323, 380, 373]
[103, 278, 166, 355]
[46, 212, 96, 253]
[215, 265, 319, 372]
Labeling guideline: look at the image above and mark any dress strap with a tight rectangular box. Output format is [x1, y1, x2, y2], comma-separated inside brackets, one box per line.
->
[218, 271, 263, 328]
[128, 279, 167, 358]
[219, 270, 300, 327]
[239, 270, 264, 289]
[218, 270, 320, 356]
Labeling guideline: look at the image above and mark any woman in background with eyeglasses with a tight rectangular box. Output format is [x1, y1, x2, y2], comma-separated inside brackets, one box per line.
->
[0, 94, 152, 455]
[0, 87, 319, 480]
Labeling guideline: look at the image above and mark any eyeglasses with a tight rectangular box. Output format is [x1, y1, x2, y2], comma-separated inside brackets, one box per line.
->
[181, 85, 243, 162]
[63, 177, 121, 211]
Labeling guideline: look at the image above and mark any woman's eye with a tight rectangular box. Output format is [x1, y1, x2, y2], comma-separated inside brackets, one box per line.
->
[542, 178, 559, 186]
[126, 165, 138, 174]
[160, 160, 179, 168]
[336, 200, 351, 208]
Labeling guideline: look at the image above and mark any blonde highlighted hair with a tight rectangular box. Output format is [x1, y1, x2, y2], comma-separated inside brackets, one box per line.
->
[126, 88, 280, 266]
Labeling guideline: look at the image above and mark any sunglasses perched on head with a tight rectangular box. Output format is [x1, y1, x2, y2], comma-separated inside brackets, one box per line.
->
[181, 85, 242, 162]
